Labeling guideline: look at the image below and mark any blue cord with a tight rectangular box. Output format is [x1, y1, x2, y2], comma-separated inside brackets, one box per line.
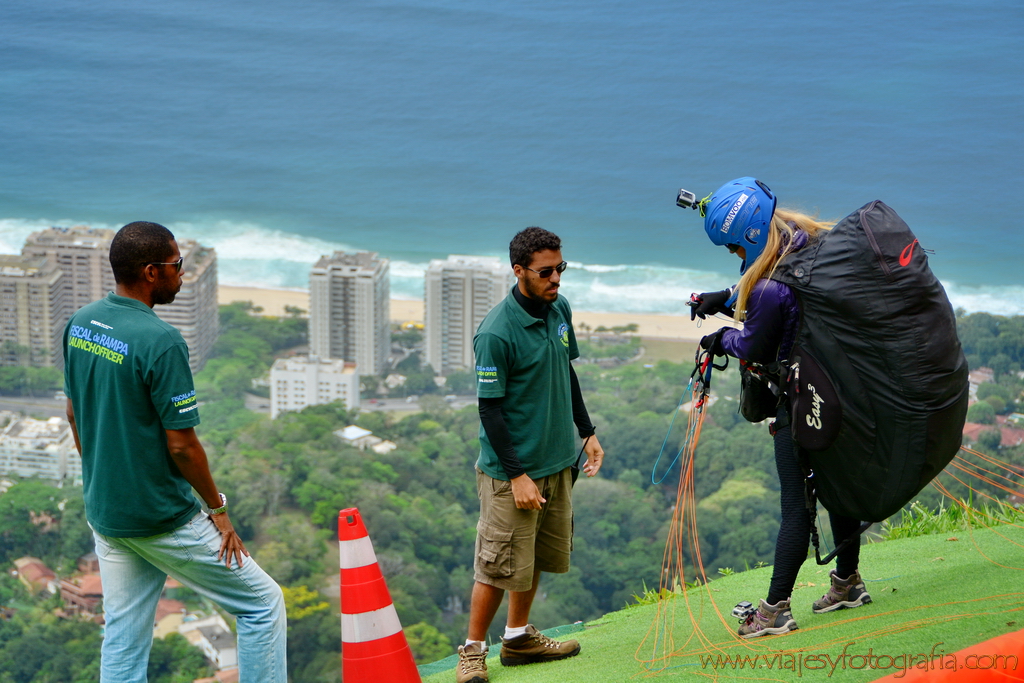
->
[651, 378, 694, 485]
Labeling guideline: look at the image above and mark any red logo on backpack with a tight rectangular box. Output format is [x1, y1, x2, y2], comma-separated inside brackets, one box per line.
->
[899, 239, 919, 267]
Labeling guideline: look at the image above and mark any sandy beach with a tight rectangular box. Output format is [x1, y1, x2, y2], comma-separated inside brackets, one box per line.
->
[218, 285, 735, 342]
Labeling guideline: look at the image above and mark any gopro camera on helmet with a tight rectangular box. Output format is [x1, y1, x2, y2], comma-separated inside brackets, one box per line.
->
[676, 188, 698, 210]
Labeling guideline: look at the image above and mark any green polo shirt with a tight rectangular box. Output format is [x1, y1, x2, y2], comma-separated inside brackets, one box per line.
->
[474, 287, 579, 480]
[63, 293, 201, 537]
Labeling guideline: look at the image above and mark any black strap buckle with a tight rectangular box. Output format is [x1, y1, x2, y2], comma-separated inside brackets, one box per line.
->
[768, 406, 790, 436]
[803, 469, 872, 565]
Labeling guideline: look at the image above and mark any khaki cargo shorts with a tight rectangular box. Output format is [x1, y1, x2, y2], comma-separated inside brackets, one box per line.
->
[473, 467, 573, 592]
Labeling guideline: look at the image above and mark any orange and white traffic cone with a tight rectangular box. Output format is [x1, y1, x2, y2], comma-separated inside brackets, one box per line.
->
[338, 507, 421, 683]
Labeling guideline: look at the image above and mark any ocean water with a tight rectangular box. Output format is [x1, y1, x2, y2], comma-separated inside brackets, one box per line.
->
[1, 0, 1021, 315]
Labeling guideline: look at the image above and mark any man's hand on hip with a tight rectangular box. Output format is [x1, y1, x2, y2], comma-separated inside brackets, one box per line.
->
[209, 512, 250, 568]
[511, 474, 546, 510]
[582, 435, 605, 478]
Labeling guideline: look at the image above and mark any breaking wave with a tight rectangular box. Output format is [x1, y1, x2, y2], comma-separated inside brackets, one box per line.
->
[2, 218, 1021, 316]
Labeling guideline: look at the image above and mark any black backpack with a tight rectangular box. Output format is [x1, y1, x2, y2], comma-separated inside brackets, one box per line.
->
[770, 201, 969, 523]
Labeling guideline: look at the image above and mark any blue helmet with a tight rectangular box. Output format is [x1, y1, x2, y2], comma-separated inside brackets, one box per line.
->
[703, 177, 777, 274]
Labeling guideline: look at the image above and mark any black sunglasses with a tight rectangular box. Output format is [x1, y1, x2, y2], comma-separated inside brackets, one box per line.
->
[150, 257, 184, 273]
[524, 261, 568, 278]
[726, 244, 740, 254]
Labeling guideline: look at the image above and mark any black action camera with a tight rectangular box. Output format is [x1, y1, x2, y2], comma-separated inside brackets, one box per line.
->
[732, 601, 756, 619]
[676, 188, 698, 210]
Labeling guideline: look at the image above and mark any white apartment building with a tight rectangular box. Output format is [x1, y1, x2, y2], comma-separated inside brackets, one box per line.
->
[269, 356, 360, 419]
[0, 255, 69, 368]
[154, 240, 219, 373]
[0, 416, 80, 482]
[309, 252, 390, 376]
[424, 255, 511, 375]
[22, 226, 117, 314]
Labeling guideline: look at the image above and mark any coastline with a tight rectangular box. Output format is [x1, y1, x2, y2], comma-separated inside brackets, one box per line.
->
[217, 284, 729, 342]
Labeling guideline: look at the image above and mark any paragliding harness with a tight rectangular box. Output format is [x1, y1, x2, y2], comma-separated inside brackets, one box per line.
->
[735, 357, 866, 565]
[738, 359, 784, 425]
[782, 354, 872, 565]
[731, 200, 969, 565]
[736, 356, 880, 565]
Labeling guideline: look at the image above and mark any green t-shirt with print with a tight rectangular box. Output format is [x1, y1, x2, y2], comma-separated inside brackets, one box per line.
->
[63, 293, 201, 537]
[473, 287, 579, 480]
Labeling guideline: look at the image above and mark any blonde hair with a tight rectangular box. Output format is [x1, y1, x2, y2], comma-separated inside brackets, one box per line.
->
[733, 208, 834, 321]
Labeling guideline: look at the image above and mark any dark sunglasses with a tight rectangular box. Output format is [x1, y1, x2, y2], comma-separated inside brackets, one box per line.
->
[524, 261, 568, 278]
[726, 244, 740, 254]
[150, 257, 184, 273]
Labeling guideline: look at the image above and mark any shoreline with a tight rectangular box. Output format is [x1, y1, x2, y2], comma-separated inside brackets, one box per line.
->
[217, 284, 730, 342]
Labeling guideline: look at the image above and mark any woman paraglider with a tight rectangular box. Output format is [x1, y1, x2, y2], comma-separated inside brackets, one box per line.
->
[689, 177, 871, 638]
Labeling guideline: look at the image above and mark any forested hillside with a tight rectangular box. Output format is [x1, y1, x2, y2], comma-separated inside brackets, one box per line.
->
[1, 308, 1021, 682]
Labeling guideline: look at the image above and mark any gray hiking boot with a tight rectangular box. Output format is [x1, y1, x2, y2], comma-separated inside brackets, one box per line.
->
[456, 642, 488, 683]
[812, 569, 872, 613]
[737, 598, 798, 638]
[499, 624, 581, 666]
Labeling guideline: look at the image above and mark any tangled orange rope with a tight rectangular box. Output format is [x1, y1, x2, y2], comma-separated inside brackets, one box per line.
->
[635, 364, 1024, 679]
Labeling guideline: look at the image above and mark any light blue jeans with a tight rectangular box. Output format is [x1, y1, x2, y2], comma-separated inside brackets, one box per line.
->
[93, 512, 287, 683]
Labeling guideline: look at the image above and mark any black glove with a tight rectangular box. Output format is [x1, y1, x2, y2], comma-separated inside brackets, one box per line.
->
[699, 328, 728, 356]
[689, 289, 734, 321]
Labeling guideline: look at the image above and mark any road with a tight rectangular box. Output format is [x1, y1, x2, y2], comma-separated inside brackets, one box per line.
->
[361, 396, 477, 412]
[242, 394, 477, 415]
[2, 392, 478, 419]
[0, 396, 67, 419]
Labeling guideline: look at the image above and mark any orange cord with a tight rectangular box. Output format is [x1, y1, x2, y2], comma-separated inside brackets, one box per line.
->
[636, 381, 1024, 678]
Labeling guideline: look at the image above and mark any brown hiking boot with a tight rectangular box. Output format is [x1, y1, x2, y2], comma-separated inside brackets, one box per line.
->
[737, 598, 798, 638]
[499, 624, 581, 666]
[456, 642, 488, 683]
[812, 569, 872, 614]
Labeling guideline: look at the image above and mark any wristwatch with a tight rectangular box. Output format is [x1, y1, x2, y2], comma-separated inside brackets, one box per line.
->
[209, 493, 228, 515]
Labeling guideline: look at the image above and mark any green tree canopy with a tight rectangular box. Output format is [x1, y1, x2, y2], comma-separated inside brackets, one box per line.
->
[967, 401, 996, 424]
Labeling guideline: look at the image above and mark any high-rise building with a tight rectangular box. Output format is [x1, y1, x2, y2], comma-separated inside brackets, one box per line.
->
[154, 241, 219, 373]
[0, 416, 79, 482]
[269, 356, 360, 419]
[0, 255, 68, 368]
[425, 255, 511, 375]
[309, 252, 390, 376]
[22, 227, 219, 372]
[22, 226, 117, 314]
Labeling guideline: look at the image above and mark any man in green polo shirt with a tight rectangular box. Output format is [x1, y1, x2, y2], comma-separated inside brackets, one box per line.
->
[456, 227, 605, 683]
[63, 222, 285, 683]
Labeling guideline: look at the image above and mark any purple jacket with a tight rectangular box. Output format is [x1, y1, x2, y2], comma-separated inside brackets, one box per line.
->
[719, 230, 807, 364]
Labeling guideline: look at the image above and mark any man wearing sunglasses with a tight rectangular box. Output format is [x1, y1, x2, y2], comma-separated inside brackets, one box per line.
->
[62, 222, 286, 683]
[456, 227, 605, 683]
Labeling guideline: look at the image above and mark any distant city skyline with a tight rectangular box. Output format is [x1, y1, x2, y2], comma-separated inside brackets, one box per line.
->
[4, 227, 219, 372]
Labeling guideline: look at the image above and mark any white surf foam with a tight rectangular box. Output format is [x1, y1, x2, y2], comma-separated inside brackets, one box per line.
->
[3, 218, 1022, 316]
[942, 282, 1024, 317]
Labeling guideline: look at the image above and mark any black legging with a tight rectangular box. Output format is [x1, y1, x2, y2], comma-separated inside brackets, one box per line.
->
[767, 409, 862, 605]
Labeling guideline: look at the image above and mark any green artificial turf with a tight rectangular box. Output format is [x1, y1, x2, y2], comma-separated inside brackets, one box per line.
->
[423, 523, 1024, 682]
